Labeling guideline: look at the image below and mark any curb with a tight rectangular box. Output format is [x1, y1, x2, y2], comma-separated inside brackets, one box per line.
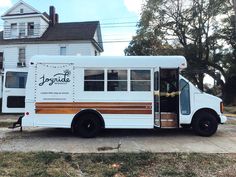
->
[224, 114, 236, 118]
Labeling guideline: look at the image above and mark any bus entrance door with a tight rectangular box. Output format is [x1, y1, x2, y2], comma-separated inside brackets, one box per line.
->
[158, 68, 179, 128]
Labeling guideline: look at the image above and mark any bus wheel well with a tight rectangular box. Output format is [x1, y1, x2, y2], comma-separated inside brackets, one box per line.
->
[71, 109, 105, 130]
[191, 108, 220, 124]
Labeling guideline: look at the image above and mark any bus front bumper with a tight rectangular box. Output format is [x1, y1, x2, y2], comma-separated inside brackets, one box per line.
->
[220, 114, 227, 124]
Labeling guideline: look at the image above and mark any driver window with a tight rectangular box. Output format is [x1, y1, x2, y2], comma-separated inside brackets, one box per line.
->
[180, 79, 191, 115]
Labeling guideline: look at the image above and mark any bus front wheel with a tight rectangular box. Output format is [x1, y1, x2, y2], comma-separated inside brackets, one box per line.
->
[192, 112, 218, 137]
[73, 113, 102, 138]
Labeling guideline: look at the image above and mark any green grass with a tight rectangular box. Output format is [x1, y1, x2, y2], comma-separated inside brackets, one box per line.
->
[0, 152, 236, 177]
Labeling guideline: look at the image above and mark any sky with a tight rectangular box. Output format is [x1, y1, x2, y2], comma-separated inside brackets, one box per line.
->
[0, 0, 216, 86]
[0, 0, 144, 56]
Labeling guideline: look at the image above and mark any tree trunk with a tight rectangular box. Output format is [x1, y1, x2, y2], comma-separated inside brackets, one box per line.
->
[198, 73, 204, 91]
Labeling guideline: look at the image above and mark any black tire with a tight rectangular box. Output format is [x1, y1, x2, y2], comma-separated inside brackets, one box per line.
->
[73, 113, 102, 138]
[192, 112, 218, 137]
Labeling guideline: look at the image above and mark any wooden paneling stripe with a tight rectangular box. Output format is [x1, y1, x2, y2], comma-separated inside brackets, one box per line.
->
[35, 102, 152, 114]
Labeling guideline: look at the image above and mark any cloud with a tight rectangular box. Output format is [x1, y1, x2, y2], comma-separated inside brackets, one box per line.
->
[123, 0, 144, 15]
[101, 30, 135, 56]
[102, 42, 130, 56]
[0, 0, 12, 8]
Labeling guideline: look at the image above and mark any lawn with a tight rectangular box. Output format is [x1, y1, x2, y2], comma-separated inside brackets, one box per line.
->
[0, 152, 236, 177]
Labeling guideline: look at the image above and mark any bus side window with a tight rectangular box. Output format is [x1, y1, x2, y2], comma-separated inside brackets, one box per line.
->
[180, 79, 190, 115]
[107, 70, 127, 91]
[5, 72, 27, 88]
[131, 70, 151, 91]
[84, 70, 104, 91]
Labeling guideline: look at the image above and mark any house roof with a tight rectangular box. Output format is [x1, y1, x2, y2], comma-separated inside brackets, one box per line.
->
[42, 22, 98, 41]
[0, 21, 103, 52]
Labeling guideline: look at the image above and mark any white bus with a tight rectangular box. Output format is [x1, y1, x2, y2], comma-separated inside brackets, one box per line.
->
[11, 55, 226, 137]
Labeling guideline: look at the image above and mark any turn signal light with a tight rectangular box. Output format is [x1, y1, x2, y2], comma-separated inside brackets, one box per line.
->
[220, 102, 224, 113]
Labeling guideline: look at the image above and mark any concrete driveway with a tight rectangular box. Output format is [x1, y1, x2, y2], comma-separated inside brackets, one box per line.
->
[1, 123, 236, 153]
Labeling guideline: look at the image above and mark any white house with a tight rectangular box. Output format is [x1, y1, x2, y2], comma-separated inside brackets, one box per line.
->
[0, 0, 103, 70]
[0, 0, 103, 112]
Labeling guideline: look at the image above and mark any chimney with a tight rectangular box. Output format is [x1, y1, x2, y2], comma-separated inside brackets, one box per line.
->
[49, 6, 56, 26]
[55, 13, 59, 24]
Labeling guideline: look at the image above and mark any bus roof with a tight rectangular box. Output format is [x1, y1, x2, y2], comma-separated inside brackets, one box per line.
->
[30, 55, 187, 69]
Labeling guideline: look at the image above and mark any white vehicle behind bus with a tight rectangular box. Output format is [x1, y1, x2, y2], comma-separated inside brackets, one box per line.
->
[10, 55, 226, 137]
[2, 68, 27, 113]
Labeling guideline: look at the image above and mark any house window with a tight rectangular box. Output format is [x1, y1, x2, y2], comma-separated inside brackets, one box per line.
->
[10, 23, 17, 37]
[18, 48, 25, 64]
[84, 70, 104, 91]
[27, 22, 34, 36]
[60, 47, 66, 55]
[131, 70, 151, 91]
[20, 8, 24, 13]
[19, 23, 25, 37]
[107, 70, 127, 91]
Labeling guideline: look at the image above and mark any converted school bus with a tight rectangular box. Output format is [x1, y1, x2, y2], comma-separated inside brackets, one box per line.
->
[12, 55, 227, 137]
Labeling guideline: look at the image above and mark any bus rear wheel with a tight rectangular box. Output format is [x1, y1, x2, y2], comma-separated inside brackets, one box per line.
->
[73, 113, 102, 138]
[192, 112, 218, 137]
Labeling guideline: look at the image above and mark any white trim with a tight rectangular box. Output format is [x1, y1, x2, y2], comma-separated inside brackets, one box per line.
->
[1, 0, 41, 17]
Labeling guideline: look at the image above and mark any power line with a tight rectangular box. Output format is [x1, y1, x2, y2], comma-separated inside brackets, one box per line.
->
[100, 16, 138, 21]
[0, 21, 139, 27]
[101, 40, 131, 43]
[101, 22, 138, 25]
[0, 21, 175, 44]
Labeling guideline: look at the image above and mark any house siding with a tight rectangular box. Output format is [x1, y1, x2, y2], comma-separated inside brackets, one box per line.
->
[8, 3, 36, 15]
[1, 42, 97, 69]
[39, 17, 49, 36]
[3, 47, 18, 68]
[3, 16, 48, 39]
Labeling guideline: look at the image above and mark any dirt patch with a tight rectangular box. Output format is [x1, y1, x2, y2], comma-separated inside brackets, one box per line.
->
[226, 117, 236, 125]
[0, 114, 19, 128]
[0, 114, 20, 121]
[0, 152, 236, 177]
[0, 122, 13, 128]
